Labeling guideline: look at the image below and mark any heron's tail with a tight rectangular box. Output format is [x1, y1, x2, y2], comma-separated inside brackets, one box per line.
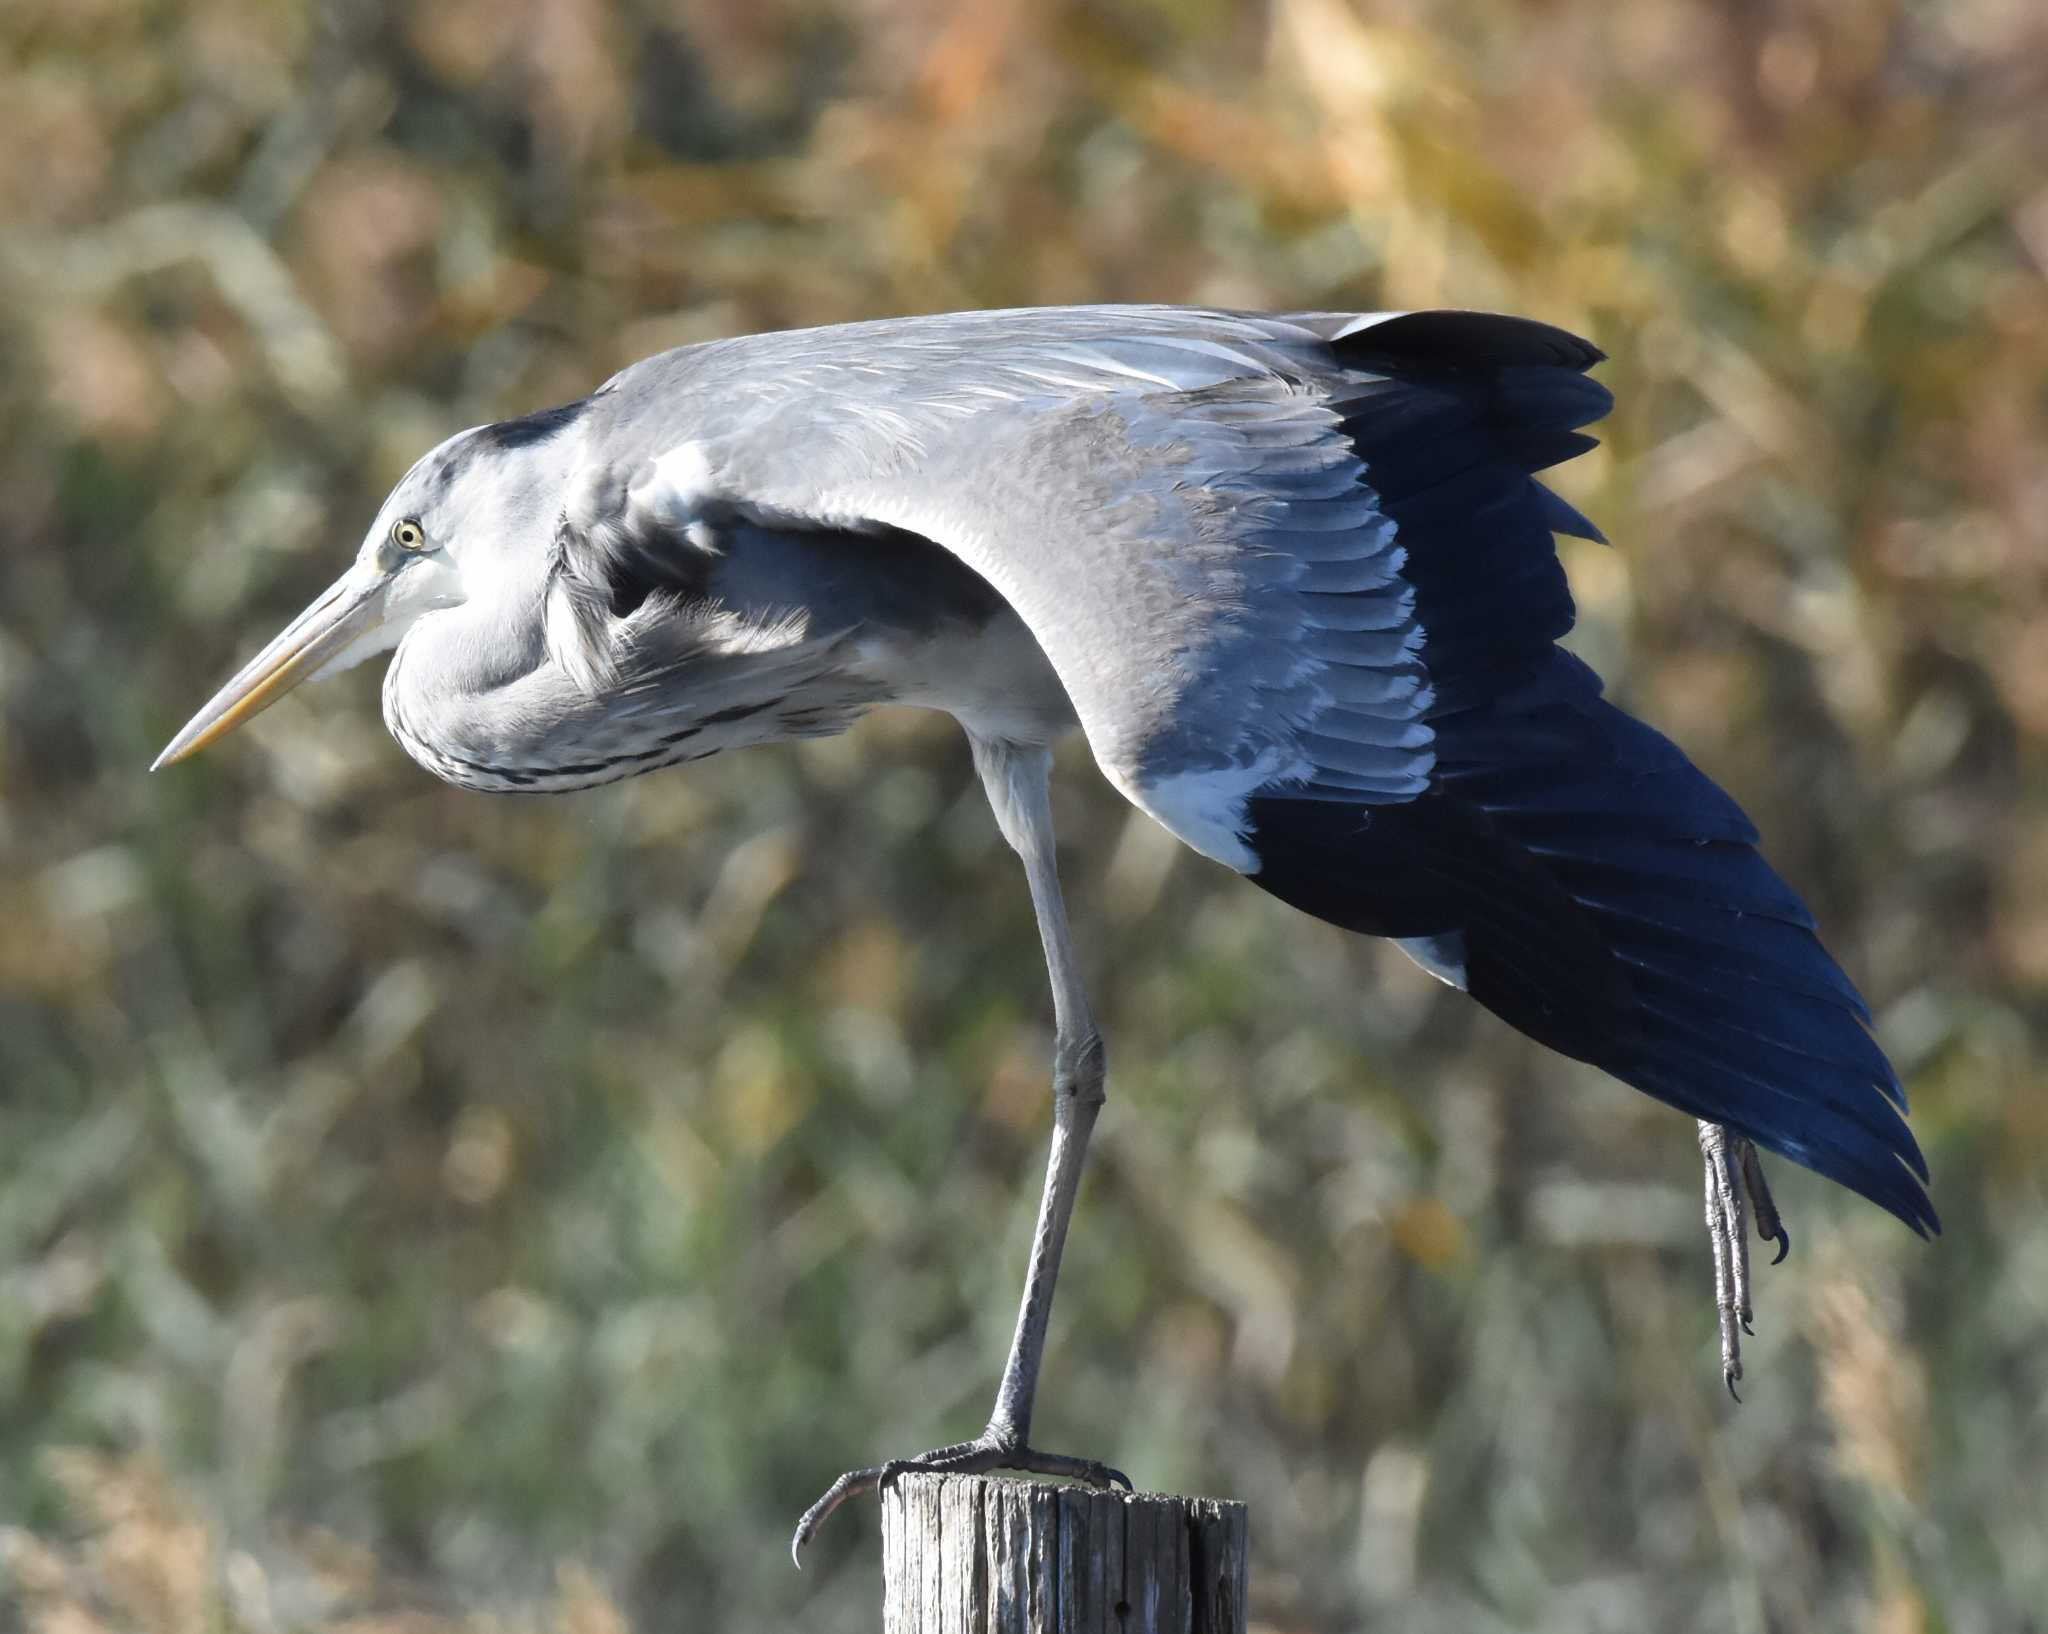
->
[1244, 648, 1936, 1236]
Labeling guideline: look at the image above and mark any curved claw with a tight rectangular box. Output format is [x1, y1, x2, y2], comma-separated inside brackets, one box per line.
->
[1725, 1368, 1742, 1405]
[792, 1466, 889, 1567]
[1737, 1139, 1788, 1264]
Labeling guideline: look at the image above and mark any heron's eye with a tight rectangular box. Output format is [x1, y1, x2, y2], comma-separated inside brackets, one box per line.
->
[391, 518, 428, 552]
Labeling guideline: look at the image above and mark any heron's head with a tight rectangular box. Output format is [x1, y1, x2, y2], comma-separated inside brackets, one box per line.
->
[153, 402, 587, 770]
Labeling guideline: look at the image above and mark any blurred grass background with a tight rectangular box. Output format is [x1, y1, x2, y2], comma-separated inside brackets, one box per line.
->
[2, 0, 2045, 1628]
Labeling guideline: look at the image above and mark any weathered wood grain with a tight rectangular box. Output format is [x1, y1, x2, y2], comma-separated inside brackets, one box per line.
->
[881, 1473, 1247, 1633]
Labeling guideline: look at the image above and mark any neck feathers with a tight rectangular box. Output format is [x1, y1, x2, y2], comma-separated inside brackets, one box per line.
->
[383, 593, 882, 794]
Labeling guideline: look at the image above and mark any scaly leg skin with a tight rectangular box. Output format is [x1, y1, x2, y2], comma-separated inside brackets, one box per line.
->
[791, 742, 1131, 1564]
[1697, 1120, 1793, 1401]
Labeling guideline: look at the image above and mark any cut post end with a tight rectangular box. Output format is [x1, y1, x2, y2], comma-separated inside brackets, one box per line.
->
[880, 1471, 1248, 1634]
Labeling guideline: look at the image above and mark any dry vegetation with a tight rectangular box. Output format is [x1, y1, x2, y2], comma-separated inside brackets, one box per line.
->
[2, 0, 2044, 1629]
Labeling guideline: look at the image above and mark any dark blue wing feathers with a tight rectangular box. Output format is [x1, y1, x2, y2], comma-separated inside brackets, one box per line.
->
[1534, 483, 1608, 543]
[1245, 332, 1936, 1235]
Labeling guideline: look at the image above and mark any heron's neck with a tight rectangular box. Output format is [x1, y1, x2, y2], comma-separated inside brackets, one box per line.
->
[380, 594, 882, 793]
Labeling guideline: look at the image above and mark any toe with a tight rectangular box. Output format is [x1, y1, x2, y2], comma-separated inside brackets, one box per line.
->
[791, 1466, 887, 1566]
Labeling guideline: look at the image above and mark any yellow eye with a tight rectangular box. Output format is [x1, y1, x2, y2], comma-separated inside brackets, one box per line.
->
[391, 518, 427, 552]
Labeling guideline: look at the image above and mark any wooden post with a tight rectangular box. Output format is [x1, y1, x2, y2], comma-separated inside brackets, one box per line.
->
[880, 1472, 1248, 1634]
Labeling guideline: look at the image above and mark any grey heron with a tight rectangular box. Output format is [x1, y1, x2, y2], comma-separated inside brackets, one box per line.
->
[154, 304, 1933, 1556]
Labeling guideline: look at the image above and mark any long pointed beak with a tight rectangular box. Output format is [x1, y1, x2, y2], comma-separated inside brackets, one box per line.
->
[153, 569, 388, 770]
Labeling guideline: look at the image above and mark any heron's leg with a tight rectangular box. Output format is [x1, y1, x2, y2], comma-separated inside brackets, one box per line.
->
[1697, 1120, 1792, 1400]
[791, 741, 1127, 1561]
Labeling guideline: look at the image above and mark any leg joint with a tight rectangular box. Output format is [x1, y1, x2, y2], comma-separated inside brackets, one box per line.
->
[1053, 1028, 1106, 1105]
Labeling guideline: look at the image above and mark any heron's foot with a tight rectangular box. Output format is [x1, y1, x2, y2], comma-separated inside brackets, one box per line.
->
[1698, 1121, 1793, 1401]
[790, 1427, 1130, 1564]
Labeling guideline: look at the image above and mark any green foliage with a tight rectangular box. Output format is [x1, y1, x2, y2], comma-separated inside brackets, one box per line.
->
[2, 0, 2044, 1628]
